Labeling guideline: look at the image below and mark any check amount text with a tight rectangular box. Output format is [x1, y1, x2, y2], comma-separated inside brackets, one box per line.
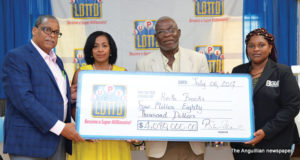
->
[137, 120, 198, 131]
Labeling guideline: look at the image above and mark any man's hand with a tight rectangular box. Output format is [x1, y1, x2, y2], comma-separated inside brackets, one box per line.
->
[213, 141, 224, 147]
[61, 123, 84, 142]
[244, 129, 265, 145]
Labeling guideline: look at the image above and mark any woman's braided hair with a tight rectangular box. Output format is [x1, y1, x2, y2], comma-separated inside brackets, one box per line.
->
[245, 28, 278, 62]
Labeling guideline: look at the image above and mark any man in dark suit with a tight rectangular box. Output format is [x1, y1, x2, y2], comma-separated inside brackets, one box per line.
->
[1, 15, 84, 160]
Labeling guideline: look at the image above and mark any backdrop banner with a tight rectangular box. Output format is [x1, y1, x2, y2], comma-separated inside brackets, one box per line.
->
[51, 0, 243, 79]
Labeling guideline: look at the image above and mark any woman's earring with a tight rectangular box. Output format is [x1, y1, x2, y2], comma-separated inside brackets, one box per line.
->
[109, 54, 112, 57]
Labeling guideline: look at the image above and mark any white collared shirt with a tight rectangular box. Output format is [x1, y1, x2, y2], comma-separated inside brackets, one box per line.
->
[31, 40, 67, 135]
[161, 49, 180, 72]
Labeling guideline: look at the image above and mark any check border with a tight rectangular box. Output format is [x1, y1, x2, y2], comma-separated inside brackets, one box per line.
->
[76, 71, 254, 142]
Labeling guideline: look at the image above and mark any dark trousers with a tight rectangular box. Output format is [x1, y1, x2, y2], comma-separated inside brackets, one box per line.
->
[10, 136, 66, 160]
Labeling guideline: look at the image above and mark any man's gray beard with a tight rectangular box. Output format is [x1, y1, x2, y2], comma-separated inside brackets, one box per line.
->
[159, 43, 179, 52]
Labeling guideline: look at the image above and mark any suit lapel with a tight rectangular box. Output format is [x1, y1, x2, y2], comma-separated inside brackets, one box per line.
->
[55, 56, 72, 115]
[56, 57, 64, 71]
[179, 48, 193, 72]
[150, 52, 165, 72]
[253, 59, 276, 95]
[27, 43, 61, 92]
[150, 48, 193, 72]
[240, 63, 251, 73]
[56, 57, 70, 99]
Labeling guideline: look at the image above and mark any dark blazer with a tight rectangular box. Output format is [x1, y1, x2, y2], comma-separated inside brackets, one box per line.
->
[1, 42, 72, 157]
[232, 59, 300, 147]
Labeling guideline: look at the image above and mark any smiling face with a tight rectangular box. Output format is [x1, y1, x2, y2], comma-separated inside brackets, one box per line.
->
[32, 18, 59, 54]
[247, 35, 272, 65]
[155, 18, 181, 52]
[92, 35, 110, 64]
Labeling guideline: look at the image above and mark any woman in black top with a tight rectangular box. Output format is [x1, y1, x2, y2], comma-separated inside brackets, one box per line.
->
[230, 28, 300, 160]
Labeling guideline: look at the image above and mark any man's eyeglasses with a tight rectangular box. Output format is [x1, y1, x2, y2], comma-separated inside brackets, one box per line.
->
[156, 28, 178, 36]
[37, 26, 62, 38]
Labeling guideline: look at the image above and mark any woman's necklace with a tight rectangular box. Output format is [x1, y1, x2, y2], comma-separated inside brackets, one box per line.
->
[250, 71, 263, 79]
[250, 72, 262, 77]
[250, 60, 267, 78]
[93, 64, 112, 70]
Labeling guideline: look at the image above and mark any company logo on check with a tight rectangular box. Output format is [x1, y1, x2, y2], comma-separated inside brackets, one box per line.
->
[92, 85, 127, 118]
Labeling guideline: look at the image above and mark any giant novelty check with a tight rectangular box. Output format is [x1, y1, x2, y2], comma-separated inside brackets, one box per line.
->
[76, 71, 254, 142]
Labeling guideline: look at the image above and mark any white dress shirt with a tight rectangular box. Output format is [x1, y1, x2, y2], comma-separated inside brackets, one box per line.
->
[31, 40, 67, 135]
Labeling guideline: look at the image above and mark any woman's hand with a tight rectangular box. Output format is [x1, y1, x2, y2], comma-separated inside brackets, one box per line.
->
[244, 129, 265, 145]
[85, 139, 98, 143]
[71, 84, 77, 103]
[127, 139, 144, 146]
[127, 139, 140, 143]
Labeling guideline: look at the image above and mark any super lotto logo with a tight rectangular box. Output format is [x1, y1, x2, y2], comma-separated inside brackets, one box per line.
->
[74, 49, 87, 70]
[195, 45, 224, 73]
[194, 0, 224, 17]
[71, 0, 102, 19]
[92, 85, 127, 118]
[133, 20, 159, 50]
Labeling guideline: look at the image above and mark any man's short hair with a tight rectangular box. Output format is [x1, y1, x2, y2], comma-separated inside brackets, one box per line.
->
[34, 15, 58, 28]
[155, 16, 178, 31]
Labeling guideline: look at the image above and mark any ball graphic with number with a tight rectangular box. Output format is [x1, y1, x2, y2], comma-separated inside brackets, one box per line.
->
[144, 20, 153, 30]
[137, 25, 144, 32]
[214, 49, 221, 56]
[205, 46, 214, 55]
